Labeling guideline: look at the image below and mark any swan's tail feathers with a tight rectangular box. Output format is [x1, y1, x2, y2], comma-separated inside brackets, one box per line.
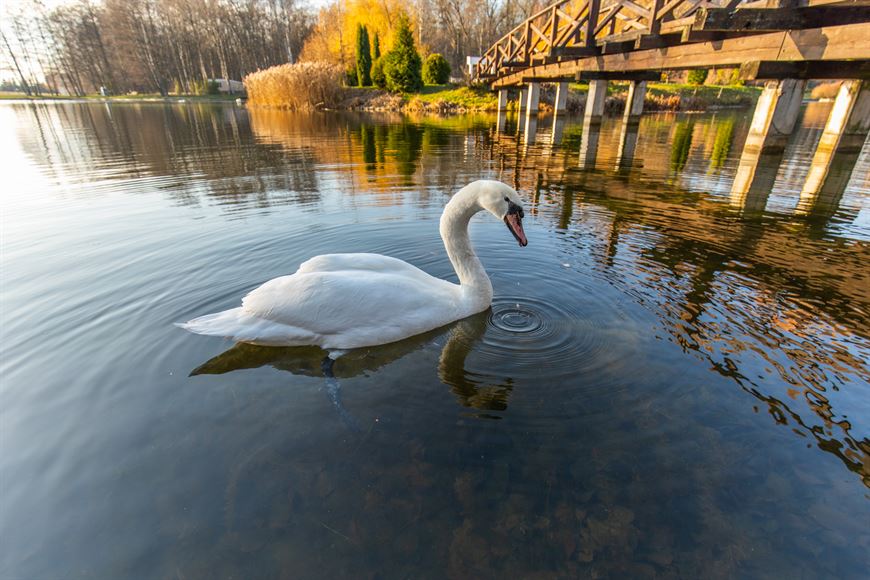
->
[175, 307, 246, 337]
[176, 308, 319, 346]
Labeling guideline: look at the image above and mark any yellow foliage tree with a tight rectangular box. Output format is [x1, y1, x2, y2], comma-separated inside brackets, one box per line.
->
[300, 0, 426, 66]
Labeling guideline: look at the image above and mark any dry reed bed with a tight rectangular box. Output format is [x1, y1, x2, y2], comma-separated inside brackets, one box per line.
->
[244, 62, 344, 109]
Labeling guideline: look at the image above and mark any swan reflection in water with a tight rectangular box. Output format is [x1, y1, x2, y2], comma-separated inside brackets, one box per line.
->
[190, 310, 512, 427]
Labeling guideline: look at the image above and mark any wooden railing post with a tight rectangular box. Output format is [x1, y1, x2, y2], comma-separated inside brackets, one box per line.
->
[550, 5, 560, 51]
[586, 0, 601, 48]
[525, 20, 532, 62]
[649, 0, 664, 35]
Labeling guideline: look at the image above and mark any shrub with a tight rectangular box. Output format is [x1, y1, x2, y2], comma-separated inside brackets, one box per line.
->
[382, 14, 422, 93]
[687, 69, 709, 85]
[206, 80, 220, 95]
[345, 66, 358, 87]
[371, 57, 386, 88]
[422, 53, 451, 85]
[244, 62, 345, 109]
[356, 24, 372, 87]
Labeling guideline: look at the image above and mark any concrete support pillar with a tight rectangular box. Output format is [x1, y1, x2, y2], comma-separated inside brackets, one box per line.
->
[623, 81, 647, 125]
[731, 78, 806, 209]
[614, 81, 646, 169]
[496, 108, 507, 133]
[615, 122, 640, 171]
[551, 116, 566, 145]
[584, 80, 608, 123]
[523, 82, 541, 143]
[744, 79, 806, 153]
[579, 117, 601, 169]
[497, 89, 509, 112]
[519, 88, 527, 112]
[554, 81, 569, 113]
[799, 80, 870, 215]
[577, 80, 607, 169]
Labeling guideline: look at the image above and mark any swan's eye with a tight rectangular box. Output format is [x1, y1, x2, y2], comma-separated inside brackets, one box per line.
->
[504, 197, 510, 202]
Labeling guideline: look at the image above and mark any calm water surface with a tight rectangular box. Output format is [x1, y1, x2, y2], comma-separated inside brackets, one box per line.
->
[1, 102, 869, 578]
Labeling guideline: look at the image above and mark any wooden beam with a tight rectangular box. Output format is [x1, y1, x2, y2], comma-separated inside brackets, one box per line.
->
[696, 7, 870, 32]
[739, 59, 870, 79]
[521, 75, 575, 82]
[576, 70, 662, 81]
[548, 46, 599, 58]
[490, 23, 870, 88]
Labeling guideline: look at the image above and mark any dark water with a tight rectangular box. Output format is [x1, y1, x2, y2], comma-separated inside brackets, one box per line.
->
[1, 101, 868, 579]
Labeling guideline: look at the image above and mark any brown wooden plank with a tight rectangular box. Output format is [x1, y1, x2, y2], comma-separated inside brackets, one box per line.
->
[739, 59, 870, 78]
[576, 69, 663, 80]
[549, 46, 600, 57]
[696, 6, 870, 31]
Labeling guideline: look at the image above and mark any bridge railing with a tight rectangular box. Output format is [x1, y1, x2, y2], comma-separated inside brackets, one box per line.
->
[476, 0, 750, 79]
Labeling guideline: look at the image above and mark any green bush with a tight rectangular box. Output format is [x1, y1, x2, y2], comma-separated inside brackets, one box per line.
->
[345, 66, 358, 87]
[371, 57, 386, 88]
[382, 14, 422, 93]
[356, 24, 372, 87]
[422, 53, 451, 85]
[687, 69, 709, 86]
[206, 80, 220, 95]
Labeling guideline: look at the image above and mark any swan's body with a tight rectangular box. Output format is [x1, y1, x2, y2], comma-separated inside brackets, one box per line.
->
[178, 180, 527, 349]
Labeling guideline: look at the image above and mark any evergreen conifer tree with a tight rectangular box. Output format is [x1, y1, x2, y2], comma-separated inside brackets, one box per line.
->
[356, 24, 372, 87]
[382, 14, 422, 93]
[372, 31, 381, 60]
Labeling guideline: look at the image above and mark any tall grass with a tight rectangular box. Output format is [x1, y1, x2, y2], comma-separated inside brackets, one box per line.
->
[244, 62, 344, 109]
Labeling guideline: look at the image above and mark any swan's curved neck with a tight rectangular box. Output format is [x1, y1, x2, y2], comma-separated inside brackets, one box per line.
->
[440, 189, 493, 307]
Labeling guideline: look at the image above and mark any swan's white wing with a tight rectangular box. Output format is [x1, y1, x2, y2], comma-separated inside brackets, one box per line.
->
[240, 265, 463, 349]
[297, 253, 430, 275]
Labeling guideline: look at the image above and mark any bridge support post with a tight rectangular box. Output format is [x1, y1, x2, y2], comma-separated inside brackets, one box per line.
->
[615, 123, 640, 171]
[614, 81, 646, 169]
[519, 88, 527, 112]
[623, 81, 646, 124]
[554, 81, 569, 113]
[744, 79, 806, 153]
[798, 80, 870, 217]
[551, 116, 566, 145]
[579, 80, 607, 169]
[731, 79, 806, 210]
[584, 80, 608, 123]
[523, 83, 541, 143]
[497, 89, 509, 112]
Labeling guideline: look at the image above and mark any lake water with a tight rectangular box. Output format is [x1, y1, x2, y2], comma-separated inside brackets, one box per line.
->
[1, 101, 869, 578]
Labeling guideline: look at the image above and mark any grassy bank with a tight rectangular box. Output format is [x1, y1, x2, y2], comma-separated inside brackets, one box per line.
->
[340, 83, 760, 114]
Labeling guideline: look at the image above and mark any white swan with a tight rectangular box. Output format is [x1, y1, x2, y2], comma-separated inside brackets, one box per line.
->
[177, 180, 528, 349]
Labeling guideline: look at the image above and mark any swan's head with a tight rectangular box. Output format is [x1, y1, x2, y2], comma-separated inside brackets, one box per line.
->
[473, 180, 528, 247]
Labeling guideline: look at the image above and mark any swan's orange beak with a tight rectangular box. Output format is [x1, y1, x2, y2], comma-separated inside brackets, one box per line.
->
[505, 203, 527, 247]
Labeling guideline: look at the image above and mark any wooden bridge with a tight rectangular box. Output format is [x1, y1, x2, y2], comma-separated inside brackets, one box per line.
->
[476, 0, 870, 206]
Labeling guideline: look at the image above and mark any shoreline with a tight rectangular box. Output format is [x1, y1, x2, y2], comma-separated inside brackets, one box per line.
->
[2, 84, 764, 114]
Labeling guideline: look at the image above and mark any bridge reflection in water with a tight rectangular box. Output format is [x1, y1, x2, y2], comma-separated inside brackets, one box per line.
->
[496, 83, 868, 219]
[485, 104, 869, 488]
